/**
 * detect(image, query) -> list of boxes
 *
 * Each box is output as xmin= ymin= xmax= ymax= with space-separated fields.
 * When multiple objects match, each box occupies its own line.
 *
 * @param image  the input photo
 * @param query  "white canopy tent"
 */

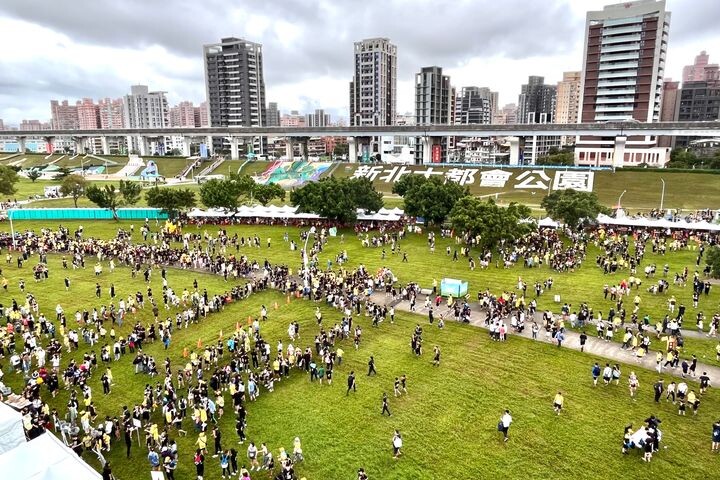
xmin=0 ymin=402 xmax=25 ymax=455
xmin=596 ymin=214 xmax=720 ymax=231
xmin=0 ymin=432 xmax=101 ymax=480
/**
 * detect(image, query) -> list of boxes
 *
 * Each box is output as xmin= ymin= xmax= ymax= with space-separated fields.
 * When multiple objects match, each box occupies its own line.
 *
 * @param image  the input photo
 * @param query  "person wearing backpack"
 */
xmin=194 ymin=449 xmax=205 ymax=480
xmin=220 ymin=449 xmax=231 ymax=478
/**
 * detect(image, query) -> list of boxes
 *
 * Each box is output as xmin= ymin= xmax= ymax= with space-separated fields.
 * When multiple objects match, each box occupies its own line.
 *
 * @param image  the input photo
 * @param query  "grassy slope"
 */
xmin=1 ymin=256 xmax=719 ymax=480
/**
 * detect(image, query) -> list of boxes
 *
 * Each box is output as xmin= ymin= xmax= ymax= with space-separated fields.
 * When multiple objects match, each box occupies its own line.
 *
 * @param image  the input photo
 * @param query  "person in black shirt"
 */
xmin=367 ymin=356 xmax=377 ymax=376
xmin=579 ymin=331 xmax=588 ymax=352
xmin=381 ymin=393 xmax=391 ymax=416
xmin=699 ymin=372 xmax=711 ymax=394
xmin=653 ymin=379 xmax=664 ymax=402
xmin=346 ymin=371 xmax=356 ymax=395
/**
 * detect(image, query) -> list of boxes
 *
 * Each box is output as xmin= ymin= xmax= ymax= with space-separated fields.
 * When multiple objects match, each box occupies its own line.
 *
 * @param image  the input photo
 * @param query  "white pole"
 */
xmin=660 ymin=178 xmax=665 ymax=212
xmin=9 ymin=211 xmax=16 ymax=249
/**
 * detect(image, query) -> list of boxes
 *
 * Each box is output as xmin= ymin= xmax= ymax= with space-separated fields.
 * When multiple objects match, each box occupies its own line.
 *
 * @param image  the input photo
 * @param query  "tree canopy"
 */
xmin=26 ymin=169 xmax=42 ymax=182
xmin=253 ymin=183 xmax=285 ymax=206
xmin=449 ymin=197 xmax=533 ymax=250
xmin=706 ymin=246 xmax=720 ymax=279
xmin=85 ymin=184 xmax=123 ymax=220
xmin=395 ymin=176 xmax=468 ymax=225
xmin=145 ymin=187 xmax=196 ymax=217
xmin=290 ymin=176 xmax=383 ymax=222
xmin=59 ymin=174 xmax=88 ymax=208
xmin=118 ymin=180 xmax=142 ymax=206
xmin=199 ymin=173 xmax=256 ymax=211
xmin=541 ymin=189 xmax=606 ymax=229
xmin=0 ymin=165 xmax=19 ymax=196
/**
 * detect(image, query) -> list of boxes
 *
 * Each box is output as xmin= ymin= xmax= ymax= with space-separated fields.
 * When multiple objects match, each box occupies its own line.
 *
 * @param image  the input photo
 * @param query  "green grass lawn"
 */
xmin=2 ymin=255 xmax=720 ymax=480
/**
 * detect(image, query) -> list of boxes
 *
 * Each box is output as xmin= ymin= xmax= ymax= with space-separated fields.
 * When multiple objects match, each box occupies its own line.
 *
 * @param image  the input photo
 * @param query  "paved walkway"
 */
xmin=368 ymin=292 xmax=720 ymax=387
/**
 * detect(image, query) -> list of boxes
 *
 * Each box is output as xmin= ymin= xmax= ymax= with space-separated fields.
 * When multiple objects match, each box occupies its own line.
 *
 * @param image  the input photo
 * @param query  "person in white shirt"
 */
xmin=499 ymin=410 xmax=513 ymax=442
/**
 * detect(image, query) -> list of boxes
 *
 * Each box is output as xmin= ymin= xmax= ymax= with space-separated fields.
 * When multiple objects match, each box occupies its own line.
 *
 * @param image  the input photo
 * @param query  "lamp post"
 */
xmin=659 ymin=178 xmax=665 ymax=212
xmin=617 ymin=190 xmax=627 ymax=209
xmin=303 ymin=226 xmax=316 ymax=289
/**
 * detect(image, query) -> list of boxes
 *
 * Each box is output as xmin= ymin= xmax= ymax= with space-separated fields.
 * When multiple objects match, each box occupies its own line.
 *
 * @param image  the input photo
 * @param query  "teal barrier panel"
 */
xmin=8 ymin=208 xmax=168 ymax=221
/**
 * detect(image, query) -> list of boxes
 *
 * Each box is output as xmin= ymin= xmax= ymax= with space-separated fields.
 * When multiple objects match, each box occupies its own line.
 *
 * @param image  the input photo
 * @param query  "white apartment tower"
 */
xmin=575 ymin=0 xmax=671 ymax=167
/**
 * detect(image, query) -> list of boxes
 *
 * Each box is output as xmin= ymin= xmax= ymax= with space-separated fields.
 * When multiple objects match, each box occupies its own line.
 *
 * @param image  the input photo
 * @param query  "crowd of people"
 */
xmin=0 ymin=218 xmax=719 ymax=479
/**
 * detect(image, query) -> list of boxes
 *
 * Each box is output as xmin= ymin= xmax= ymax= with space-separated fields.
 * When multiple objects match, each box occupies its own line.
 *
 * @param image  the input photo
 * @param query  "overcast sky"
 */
xmin=0 ymin=0 xmax=717 ymax=125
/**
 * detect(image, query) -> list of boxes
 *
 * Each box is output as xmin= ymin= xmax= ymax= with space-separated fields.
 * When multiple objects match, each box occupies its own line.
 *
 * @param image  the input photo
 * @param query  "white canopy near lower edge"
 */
xmin=0 ymin=432 xmax=101 ymax=480
xmin=0 ymin=402 xmax=24 ymax=455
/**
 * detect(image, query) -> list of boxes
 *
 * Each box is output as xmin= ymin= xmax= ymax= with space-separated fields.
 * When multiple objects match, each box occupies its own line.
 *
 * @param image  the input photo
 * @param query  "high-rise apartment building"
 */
xmin=675 ymin=66 xmax=720 ymax=148
xmin=683 ymin=51 xmax=718 ymax=82
xmin=169 ymin=101 xmax=198 ymax=127
xmin=122 ymin=85 xmax=168 ymax=129
xmin=307 ymin=109 xmax=331 ymax=127
xmin=658 ymin=79 xmax=679 ymax=147
xmin=198 ymin=101 xmax=210 ymax=127
xmin=20 ymin=120 xmax=47 ymax=131
xmin=517 ymin=76 xmax=558 ymax=164
xmin=280 ymin=111 xmax=306 ymax=128
xmin=493 ymin=104 xmax=518 ymax=125
xmin=576 ymin=0 xmax=671 ymax=167
xmin=518 ymin=76 xmax=556 ymax=124
xmin=349 ymin=37 xmax=397 ymax=128
xmin=555 ymin=71 xmax=582 ymax=145
xmin=454 ymin=87 xmax=493 ymax=125
xmin=555 ymin=72 xmax=581 ymax=123
xmin=98 ymin=98 xmax=125 ymax=129
xmin=415 ymin=67 xmax=451 ymax=125
xmin=204 ymin=37 xmax=267 ymax=153
xmin=50 ymin=100 xmax=79 ymax=130
xmin=76 ymin=98 xmax=100 ymax=130
xmin=414 ymin=66 xmax=451 ymax=163
xmin=266 ymin=102 xmax=281 ymax=127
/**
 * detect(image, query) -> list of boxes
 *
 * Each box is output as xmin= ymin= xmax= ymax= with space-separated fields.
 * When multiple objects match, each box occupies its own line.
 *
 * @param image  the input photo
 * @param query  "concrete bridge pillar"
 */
xmin=347 ymin=137 xmax=357 ymax=163
xmin=182 ymin=137 xmax=192 ymax=157
xmin=285 ymin=138 xmax=295 ymax=160
xmin=100 ymin=136 xmax=110 ymax=155
xmin=137 ymin=136 xmax=148 ymax=156
xmin=17 ymin=136 xmax=26 ymax=153
xmin=230 ymin=137 xmax=241 ymax=160
xmin=613 ymin=136 xmax=627 ymax=169
xmin=508 ymin=137 xmax=520 ymax=166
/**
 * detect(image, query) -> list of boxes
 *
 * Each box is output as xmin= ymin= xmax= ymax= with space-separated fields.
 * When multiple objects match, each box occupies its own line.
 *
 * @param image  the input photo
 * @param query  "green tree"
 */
xmin=536 ymin=151 xmax=575 ymax=166
xmin=86 ymin=184 xmax=122 ymax=220
xmin=0 ymin=165 xmax=19 ymax=195
xmin=400 ymin=176 xmax=468 ymax=225
xmin=145 ymin=187 xmax=196 ymax=217
xmin=333 ymin=142 xmax=349 ymax=157
xmin=541 ymin=189 xmax=606 ymax=229
xmin=118 ymin=180 xmax=143 ymax=206
xmin=59 ymin=174 xmax=88 ymax=208
xmin=199 ymin=173 xmax=255 ymax=211
xmin=253 ymin=183 xmax=285 ymax=206
xmin=706 ymin=246 xmax=720 ymax=279
xmin=391 ymin=174 xmax=428 ymax=197
xmin=26 ymin=169 xmax=42 ymax=182
xmin=449 ymin=197 xmax=533 ymax=250
xmin=290 ymin=176 xmax=383 ymax=222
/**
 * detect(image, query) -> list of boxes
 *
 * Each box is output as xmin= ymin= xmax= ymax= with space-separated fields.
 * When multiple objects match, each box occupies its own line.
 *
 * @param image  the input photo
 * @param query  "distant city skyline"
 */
xmin=0 ymin=0 xmax=718 ymax=125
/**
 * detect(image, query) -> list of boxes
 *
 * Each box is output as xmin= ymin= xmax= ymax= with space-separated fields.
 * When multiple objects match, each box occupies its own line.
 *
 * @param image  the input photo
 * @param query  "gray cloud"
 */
xmin=0 ymin=0 xmax=717 ymax=124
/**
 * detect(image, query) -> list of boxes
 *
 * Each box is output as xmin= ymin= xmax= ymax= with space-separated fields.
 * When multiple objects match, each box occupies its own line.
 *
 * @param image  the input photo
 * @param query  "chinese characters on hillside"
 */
xmin=351 ymin=166 xmax=595 ymax=192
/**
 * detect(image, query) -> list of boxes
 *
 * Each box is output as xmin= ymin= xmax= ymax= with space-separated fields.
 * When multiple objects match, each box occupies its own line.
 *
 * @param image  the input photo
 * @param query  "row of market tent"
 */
xmin=187 ymin=205 xmax=405 ymax=222
xmin=184 ymin=205 xmax=720 ymax=232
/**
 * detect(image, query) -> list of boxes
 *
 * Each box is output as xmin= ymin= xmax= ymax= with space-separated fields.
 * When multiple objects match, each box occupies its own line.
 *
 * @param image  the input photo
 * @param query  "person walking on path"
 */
xmin=392 ymin=430 xmax=403 ymax=458
xmin=498 ymin=410 xmax=512 ymax=442
xmin=367 ymin=356 xmax=377 ymax=376
xmin=712 ymin=420 xmax=720 ymax=452
xmin=381 ymin=393 xmax=392 ymax=416
xmin=592 ymin=363 xmax=601 ymax=387
xmin=553 ymin=392 xmax=564 ymax=415
xmin=654 ymin=379 xmax=664 ymax=403
xmin=347 ymin=371 xmax=357 ymax=395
